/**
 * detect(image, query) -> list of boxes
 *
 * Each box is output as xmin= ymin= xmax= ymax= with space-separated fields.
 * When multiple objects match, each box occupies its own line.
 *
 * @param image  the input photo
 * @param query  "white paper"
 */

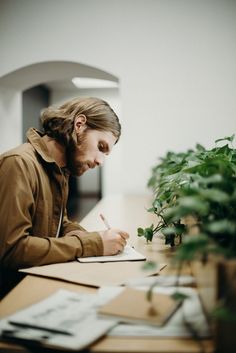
xmin=0 ymin=289 xmax=116 ymax=350
xmin=124 ymin=275 xmax=196 ymax=287
xmin=77 ymin=245 xmax=146 ymax=263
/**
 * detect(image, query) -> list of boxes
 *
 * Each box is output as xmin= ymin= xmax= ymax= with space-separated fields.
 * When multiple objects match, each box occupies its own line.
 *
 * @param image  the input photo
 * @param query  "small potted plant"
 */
xmin=138 ymin=135 xmax=236 ymax=351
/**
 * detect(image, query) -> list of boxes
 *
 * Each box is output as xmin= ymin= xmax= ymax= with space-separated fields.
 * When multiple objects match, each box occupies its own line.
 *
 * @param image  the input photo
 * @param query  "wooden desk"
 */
xmin=0 ymin=195 xmax=214 ymax=353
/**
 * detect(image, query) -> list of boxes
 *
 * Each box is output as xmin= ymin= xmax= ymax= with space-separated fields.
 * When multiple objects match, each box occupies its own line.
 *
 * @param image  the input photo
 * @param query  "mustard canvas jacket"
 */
xmin=0 ymin=128 xmax=103 ymax=270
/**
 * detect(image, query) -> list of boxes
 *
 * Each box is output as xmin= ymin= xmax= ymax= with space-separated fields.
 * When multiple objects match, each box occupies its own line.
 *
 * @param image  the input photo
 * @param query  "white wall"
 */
xmin=0 ymin=87 xmax=22 ymax=153
xmin=0 ymin=0 xmax=235 ymax=194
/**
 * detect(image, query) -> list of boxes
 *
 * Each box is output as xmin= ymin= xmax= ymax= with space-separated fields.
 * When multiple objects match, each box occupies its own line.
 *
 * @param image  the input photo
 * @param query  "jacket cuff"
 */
xmin=78 ymin=232 xmax=104 ymax=257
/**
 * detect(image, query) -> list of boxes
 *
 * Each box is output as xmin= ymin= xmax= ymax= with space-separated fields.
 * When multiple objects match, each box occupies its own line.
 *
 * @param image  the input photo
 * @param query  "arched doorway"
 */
xmin=0 ymin=61 xmax=120 ymax=220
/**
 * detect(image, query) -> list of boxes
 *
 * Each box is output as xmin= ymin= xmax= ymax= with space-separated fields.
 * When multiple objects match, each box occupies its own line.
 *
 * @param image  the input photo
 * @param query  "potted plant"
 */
xmin=137 ymin=135 xmax=236 ymax=351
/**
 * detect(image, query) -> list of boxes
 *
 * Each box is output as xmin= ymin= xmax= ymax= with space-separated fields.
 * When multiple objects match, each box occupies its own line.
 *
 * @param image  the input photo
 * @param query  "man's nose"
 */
xmin=95 ymin=153 xmax=105 ymax=166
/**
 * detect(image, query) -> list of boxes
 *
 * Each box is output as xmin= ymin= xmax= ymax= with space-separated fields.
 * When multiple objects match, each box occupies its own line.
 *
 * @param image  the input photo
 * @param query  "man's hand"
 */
xmin=99 ymin=229 xmax=129 ymax=255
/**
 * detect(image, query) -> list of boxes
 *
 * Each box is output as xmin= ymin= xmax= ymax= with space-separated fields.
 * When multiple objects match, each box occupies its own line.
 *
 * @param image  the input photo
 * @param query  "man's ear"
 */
xmin=74 ymin=114 xmax=87 ymax=133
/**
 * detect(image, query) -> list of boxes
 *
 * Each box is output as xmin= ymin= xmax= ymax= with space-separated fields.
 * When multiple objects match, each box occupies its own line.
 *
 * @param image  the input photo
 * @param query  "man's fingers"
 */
xmin=118 ymin=231 xmax=129 ymax=240
xmin=109 ymin=229 xmax=129 ymax=240
xmin=118 ymin=238 xmax=127 ymax=247
xmin=100 ymin=229 xmax=129 ymax=256
xmin=117 ymin=243 xmax=124 ymax=253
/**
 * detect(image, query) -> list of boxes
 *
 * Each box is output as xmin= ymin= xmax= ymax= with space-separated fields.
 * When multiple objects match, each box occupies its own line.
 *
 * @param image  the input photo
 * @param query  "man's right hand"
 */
xmin=99 ymin=229 xmax=129 ymax=255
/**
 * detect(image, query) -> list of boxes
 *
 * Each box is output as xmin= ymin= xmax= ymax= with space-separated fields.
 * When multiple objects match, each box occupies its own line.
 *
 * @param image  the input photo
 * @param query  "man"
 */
xmin=0 ymin=96 xmax=129 ymax=296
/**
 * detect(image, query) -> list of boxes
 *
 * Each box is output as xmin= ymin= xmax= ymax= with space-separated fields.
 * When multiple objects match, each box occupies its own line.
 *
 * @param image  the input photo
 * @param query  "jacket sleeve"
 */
xmin=61 ymin=212 xmax=104 ymax=257
xmin=0 ymin=156 xmax=103 ymax=269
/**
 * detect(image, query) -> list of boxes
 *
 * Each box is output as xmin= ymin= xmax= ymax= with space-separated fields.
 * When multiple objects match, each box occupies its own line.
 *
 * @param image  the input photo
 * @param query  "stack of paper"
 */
xmin=0 ymin=289 xmax=116 ymax=351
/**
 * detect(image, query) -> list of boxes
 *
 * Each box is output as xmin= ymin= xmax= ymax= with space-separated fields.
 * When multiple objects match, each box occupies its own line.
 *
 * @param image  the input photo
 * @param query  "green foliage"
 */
xmin=211 ymin=303 xmax=236 ymax=323
xmin=138 ymin=135 xmax=236 ymax=260
xmin=142 ymin=261 xmax=157 ymax=271
xmin=137 ymin=225 xmax=154 ymax=242
xmin=171 ymin=291 xmax=189 ymax=302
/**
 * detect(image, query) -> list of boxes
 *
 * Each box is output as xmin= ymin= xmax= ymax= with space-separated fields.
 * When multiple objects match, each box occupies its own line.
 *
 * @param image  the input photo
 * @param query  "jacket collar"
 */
xmin=26 ymin=128 xmax=56 ymax=164
xmin=26 ymin=128 xmax=70 ymax=176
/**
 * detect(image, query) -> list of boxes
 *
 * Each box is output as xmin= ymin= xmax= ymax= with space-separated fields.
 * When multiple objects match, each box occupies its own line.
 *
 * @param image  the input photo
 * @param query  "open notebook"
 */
xmin=77 ymin=245 xmax=146 ymax=263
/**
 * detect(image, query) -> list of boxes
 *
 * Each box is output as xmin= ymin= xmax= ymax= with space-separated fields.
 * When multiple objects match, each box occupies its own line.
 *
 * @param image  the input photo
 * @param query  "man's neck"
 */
xmin=42 ymin=135 xmax=66 ymax=167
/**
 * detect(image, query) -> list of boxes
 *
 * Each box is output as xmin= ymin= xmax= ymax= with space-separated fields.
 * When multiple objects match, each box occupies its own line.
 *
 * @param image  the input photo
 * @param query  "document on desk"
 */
xmin=0 ymin=289 xmax=117 ymax=351
xmin=97 ymin=286 xmax=211 ymax=338
xmin=20 ymin=260 xmax=166 ymax=287
xmin=77 ymin=245 xmax=146 ymax=263
xmin=98 ymin=287 xmax=182 ymax=326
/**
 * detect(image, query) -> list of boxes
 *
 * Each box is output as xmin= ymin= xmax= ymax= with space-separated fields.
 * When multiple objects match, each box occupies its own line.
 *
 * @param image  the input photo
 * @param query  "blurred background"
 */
xmin=0 ymin=0 xmax=235 ymax=220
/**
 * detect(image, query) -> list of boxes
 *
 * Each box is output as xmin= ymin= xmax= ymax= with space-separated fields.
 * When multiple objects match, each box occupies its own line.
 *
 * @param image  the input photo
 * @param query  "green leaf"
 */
xmin=163 ymin=197 xmax=209 ymax=223
xmin=143 ymin=226 xmax=154 ymax=242
xmin=162 ymin=227 xmax=176 ymax=236
xmin=183 ymin=233 xmax=209 ymax=246
xmin=196 ymin=143 xmax=205 ymax=152
xmin=175 ymin=234 xmax=209 ymax=261
xmin=137 ymin=226 xmax=155 ymax=242
xmin=178 ymin=196 xmax=209 ymax=214
xmin=171 ymin=291 xmax=189 ymax=301
xmin=153 ymin=199 xmax=162 ymax=209
xmin=199 ymin=189 xmax=229 ymax=203
xmin=211 ymin=305 xmax=236 ymax=322
xmin=142 ymin=261 xmax=157 ymax=271
xmin=188 ymin=174 xmax=223 ymax=186
xmin=162 ymin=224 xmax=185 ymax=236
xmin=215 ymin=134 xmax=235 ymax=144
xmin=137 ymin=227 xmax=144 ymax=237
xmin=147 ymin=207 xmax=156 ymax=213
xmin=206 ymin=220 xmax=236 ymax=234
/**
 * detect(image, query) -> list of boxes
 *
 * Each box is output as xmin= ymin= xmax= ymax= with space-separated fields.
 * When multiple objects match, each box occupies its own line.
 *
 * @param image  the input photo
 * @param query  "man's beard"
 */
xmin=66 ymin=133 xmax=89 ymax=176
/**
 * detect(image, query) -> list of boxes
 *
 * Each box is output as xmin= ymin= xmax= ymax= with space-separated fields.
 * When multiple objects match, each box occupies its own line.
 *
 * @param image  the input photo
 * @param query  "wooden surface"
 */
xmin=0 ymin=195 xmax=214 ymax=353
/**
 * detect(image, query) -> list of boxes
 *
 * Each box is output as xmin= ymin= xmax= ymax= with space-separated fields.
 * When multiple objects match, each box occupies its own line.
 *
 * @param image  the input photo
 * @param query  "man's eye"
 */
xmin=99 ymin=143 xmax=104 ymax=151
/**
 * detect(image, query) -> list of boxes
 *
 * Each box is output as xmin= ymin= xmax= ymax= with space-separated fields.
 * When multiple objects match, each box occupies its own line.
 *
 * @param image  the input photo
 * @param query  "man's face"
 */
xmin=67 ymin=128 xmax=117 ymax=176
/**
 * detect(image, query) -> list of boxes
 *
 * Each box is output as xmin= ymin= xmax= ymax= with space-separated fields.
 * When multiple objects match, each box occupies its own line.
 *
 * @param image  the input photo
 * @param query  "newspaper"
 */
xmin=0 ymin=289 xmax=117 ymax=350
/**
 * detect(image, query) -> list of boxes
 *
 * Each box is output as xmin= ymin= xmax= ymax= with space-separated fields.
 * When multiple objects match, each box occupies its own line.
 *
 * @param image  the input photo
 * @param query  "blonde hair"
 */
xmin=41 ymin=97 xmax=121 ymax=146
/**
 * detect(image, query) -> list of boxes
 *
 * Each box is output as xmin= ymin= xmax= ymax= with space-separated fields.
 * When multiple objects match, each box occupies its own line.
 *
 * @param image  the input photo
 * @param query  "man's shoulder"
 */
xmin=0 ymin=143 xmax=37 ymax=166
